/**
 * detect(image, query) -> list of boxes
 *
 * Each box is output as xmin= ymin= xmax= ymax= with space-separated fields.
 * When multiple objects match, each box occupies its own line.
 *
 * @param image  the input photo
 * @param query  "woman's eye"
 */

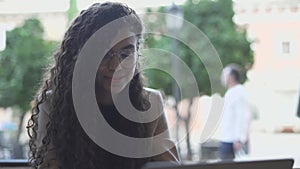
xmin=120 ymin=53 xmax=129 ymax=59
xmin=120 ymin=50 xmax=133 ymax=58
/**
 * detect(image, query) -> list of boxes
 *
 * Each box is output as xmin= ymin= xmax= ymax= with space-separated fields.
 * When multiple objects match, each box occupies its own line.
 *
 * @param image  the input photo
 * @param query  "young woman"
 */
xmin=27 ymin=2 xmax=179 ymax=169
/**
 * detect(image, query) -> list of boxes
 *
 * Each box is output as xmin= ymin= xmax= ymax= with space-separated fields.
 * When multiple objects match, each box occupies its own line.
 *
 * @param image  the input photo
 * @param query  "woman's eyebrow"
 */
xmin=121 ymin=44 xmax=135 ymax=50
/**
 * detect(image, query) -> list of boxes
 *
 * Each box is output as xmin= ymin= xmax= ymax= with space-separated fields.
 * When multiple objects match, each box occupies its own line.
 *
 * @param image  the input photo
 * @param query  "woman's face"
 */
xmin=96 ymin=36 xmax=138 ymax=94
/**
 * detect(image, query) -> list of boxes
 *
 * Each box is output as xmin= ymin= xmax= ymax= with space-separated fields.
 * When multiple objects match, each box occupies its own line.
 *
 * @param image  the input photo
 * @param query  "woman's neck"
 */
xmin=95 ymin=84 xmax=130 ymax=106
xmin=95 ymin=88 xmax=114 ymax=106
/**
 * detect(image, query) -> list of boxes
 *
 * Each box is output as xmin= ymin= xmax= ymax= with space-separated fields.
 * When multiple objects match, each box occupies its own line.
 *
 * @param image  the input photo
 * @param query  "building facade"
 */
xmin=0 ymin=0 xmax=69 ymax=51
xmin=234 ymin=0 xmax=300 ymax=130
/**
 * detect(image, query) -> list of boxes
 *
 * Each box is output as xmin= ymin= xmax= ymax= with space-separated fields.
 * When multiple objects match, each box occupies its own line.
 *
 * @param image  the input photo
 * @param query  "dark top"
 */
xmin=99 ymin=104 xmax=150 ymax=169
xmin=36 ymin=88 xmax=179 ymax=169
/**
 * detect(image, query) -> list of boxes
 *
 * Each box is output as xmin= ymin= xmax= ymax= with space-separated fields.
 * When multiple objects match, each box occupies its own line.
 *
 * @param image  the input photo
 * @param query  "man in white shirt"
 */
xmin=219 ymin=64 xmax=251 ymax=160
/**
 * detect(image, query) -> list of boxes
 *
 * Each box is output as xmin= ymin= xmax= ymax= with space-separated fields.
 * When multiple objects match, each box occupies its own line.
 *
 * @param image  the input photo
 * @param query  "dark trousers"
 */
xmin=219 ymin=142 xmax=235 ymax=160
xmin=219 ymin=141 xmax=249 ymax=161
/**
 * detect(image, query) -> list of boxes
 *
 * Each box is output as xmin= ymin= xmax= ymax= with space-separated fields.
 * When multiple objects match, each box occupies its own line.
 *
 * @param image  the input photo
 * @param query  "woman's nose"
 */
xmin=108 ymin=54 xmax=121 ymax=70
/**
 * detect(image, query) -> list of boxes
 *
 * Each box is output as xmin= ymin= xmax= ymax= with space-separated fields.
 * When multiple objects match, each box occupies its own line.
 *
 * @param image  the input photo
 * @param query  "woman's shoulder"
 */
xmin=143 ymin=87 xmax=165 ymax=108
xmin=37 ymin=90 xmax=53 ymax=101
xmin=37 ymin=90 xmax=53 ymax=115
xmin=144 ymin=87 xmax=164 ymax=101
xmin=144 ymin=87 xmax=161 ymax=94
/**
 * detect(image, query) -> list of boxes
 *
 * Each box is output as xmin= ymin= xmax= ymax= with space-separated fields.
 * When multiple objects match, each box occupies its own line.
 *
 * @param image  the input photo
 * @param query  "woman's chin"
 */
xmin=110 ymin=84 xmax=126 ymax=94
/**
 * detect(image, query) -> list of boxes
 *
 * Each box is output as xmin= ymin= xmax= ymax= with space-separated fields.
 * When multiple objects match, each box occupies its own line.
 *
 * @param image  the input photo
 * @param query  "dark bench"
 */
xmin=0 ymin=159 xmax=30 ymax=169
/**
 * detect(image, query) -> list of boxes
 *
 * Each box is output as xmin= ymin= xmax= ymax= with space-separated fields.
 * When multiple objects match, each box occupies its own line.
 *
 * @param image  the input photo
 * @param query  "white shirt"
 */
xmin=220 ymin=84 xmax=250 ymax=143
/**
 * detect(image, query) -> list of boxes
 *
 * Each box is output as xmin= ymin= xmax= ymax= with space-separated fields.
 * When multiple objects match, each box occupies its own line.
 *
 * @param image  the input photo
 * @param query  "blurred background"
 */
xmin=0 ymin=0 xmax=300 ymax=167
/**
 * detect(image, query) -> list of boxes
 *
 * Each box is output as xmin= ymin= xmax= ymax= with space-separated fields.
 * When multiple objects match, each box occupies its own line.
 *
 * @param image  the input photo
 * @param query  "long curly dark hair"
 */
xmin=27 ymin=2 xmax=151 ymax=169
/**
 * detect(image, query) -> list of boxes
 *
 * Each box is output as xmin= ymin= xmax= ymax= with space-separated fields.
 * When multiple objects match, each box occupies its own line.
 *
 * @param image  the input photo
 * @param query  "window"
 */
xmin=282 ymin=41 xmax=290 ymax=54
xmin=274 ymin=32 xmax=298 ymax=59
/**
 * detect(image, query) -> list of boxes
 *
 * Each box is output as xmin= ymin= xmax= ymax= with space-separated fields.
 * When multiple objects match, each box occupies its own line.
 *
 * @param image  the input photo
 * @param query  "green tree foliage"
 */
xmin=0 ymin=18 xmax=55 ymax=157
xmin=144 ymin=0 xmax=253 ymax=160
xmin=144 ymin=0 xmax=253 ymax=96
xmin=0 ymin=18 xmax=55 ymax=112
xmin=67 ymin=0 xmax=78 ymax=24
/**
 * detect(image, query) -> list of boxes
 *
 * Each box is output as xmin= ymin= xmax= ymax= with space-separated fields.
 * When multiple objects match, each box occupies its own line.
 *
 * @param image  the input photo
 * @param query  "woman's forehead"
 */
xmin=110 ymin=36 xmax=138 ymax=50
xmin=110 ymin=27 xmax=137 ymax=44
